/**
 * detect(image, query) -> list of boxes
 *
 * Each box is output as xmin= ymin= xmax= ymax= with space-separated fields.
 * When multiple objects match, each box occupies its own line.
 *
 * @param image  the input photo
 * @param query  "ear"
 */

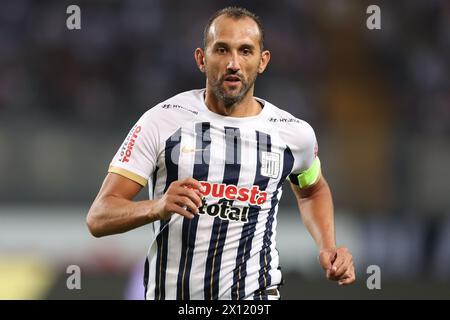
xmin=257 ymin=50 xmax=271 ymax=74
xmin=195 ymin=48 xmax=206 ymax=73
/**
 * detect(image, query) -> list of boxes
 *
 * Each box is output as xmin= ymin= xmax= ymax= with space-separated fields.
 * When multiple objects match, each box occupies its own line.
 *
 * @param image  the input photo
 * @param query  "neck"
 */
xmin=204 ymin=86 xmax=262 ymax=117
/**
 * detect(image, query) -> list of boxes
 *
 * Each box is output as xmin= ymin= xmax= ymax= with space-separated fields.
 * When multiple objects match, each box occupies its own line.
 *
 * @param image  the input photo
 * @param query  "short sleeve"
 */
xmin=109 ymin=110 xmax=159 ymax=186
xmin=287 ymin=121 xmax=321 ymax=188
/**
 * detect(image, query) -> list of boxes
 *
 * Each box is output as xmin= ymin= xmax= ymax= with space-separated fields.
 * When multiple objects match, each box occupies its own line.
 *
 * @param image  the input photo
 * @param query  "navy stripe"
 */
xmin=177 ymin=122 xmax=211 ymax=299
xmin=143 ymin=257 xmax=149 ymax=299
xmin=204 ymin=127 xmax=241 ymax=299
xmin=143 ymin=165 xmax=159 ymax=299
xmin=177 ymin=216 xmax=192 ymax=300
xmin=151 ymin=166 xmax=159 ymax=196
xmin=231 ymin=131 xmax=271 ymax=300
xmin=155 ymin=129 xmax=181 ymax=300
xmin=255 ymin=146 xmax=294 ymax=299
xmin=155 ymin=220 xmax=168 ymax=300
xmin=204 ymin=216 xmax=224 ymax=299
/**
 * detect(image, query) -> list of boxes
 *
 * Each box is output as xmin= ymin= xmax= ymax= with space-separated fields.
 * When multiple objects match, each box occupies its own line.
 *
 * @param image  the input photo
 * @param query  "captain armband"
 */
xmin=288 ymin=157 xmax=321 ymax=188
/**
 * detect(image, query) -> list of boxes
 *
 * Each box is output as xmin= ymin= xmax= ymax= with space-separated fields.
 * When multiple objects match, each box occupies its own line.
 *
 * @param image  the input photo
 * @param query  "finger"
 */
xmin=338 ymin=266 xmax=356 ymax=285
xmin=338 ymin=279 xmax=351 ymax=286
xmin=169 ymin=203 xmax=195 ymax=220
xmin=334 ymin=257 xmax=352 ymax=278
xmin=319 ymin=251 xmax=335 ymax=271
xmin=327 ymin=270 xmax=341 ymax=281
xmin=175 ymin=196 xmax=200 ymax=214
xmin=331 ymin=250 xmax=348 ymax=274
xmin=176 ymin=187 xmax=203 ymax=207
xmin=194 ymin=189 xmax=203 ymax=198
xmin=338 ymin=275 xmax=355 ymax=286
xmin=179 ymin=177 xmax=203 ymax=191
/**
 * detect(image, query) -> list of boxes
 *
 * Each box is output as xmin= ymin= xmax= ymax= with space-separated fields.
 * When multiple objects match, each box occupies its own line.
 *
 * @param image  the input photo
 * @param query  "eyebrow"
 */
xmin=213 ymin=42 xmax=256 ymax=50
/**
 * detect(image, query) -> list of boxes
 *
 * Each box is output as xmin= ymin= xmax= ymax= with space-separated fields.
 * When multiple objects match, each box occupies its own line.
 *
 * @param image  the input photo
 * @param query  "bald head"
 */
xmin=203 ymin=7 xmax=265 ymax=52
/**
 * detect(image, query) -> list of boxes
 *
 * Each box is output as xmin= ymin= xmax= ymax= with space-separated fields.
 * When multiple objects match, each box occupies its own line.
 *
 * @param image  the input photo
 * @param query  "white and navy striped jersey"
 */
xmin=109 ymin=89 xmax=319 ymax=300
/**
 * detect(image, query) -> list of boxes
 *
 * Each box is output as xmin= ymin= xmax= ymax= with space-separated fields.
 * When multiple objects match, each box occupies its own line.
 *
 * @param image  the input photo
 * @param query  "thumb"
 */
xmin=319 ymin=249 xmax=337 ymax=271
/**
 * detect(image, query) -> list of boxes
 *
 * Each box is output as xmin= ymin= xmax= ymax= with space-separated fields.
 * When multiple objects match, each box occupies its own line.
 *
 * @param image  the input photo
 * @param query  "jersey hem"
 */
xmin=108 ymin=165 xmax=148 ymax=186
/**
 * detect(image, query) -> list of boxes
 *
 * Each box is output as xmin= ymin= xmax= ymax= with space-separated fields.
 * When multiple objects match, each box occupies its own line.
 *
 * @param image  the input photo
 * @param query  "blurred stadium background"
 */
xmin=1 ymin=0 xmax=449 ymax=299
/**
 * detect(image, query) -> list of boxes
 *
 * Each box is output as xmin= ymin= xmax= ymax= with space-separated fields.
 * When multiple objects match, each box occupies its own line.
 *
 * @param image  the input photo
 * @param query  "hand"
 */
xmin=319 ymin=246 xmax=355 ymax=286
xmin=153 ymin=177 xmax=204 ymax=220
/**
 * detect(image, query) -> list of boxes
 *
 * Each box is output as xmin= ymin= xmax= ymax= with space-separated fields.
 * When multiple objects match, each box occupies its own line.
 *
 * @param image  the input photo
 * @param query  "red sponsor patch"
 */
xmin=199 ymin=181 xmax=267 ymax=205
xmin=120 ymin=125 xmax=142 ymax=163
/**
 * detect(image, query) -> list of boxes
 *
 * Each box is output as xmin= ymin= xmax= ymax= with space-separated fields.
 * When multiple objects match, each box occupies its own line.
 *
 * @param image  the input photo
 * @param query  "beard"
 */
xmin=207 ymin=70 xmax=258 ymax=108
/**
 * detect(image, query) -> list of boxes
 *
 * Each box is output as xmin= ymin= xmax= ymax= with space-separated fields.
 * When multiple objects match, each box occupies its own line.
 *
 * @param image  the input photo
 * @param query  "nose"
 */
xmin=227 ymin=52 xmax=240 ymax=72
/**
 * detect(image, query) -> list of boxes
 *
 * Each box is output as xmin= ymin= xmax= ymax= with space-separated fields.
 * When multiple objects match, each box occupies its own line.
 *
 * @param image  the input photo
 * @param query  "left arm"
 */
xmin=290 ymin=173 xmax=356 ymax=285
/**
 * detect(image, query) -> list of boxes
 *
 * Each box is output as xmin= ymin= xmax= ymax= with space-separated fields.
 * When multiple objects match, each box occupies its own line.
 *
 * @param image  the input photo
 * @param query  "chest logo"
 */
xmin=261 ymin=151 xmax=280 ymax=179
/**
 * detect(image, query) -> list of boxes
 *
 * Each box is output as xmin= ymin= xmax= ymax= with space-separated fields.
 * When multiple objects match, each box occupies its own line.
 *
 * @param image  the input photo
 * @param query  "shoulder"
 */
xmin=139 ymin=89 xmax=203 ymax=125
xmin=261 ymin=100 xmax=316 ymax=141
xmin=261 ymin=101 xmax=318 ymax=174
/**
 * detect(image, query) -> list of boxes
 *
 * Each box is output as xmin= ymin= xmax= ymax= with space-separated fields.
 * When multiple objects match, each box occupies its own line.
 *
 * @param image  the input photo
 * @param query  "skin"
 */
xmin=86 ymin=14 xmax=355 ymax=287
xmin=195 ymin=15 xmax=270 ymax=117
xmin=291 ymin=174 xmax=355 ymax=285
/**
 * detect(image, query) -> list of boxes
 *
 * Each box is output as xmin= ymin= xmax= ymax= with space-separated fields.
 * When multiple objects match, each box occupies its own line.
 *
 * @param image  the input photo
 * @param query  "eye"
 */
xmin=216 ymin=47 xmax=227 ymax=54
xmin=241 ymin=48 xmax=252 ymax=56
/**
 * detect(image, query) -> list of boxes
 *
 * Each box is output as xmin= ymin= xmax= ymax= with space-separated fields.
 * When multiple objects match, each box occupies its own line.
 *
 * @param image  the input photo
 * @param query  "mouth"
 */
xmin=223 ymin=75 xmax=242 ymax=84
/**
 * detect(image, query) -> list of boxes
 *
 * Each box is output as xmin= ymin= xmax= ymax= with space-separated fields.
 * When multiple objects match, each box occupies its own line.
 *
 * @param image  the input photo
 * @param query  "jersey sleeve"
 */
xmin=109 ymin=109 xmax=160 ymax=186
xmin=287 ymin=121 xmax=321 ymax=188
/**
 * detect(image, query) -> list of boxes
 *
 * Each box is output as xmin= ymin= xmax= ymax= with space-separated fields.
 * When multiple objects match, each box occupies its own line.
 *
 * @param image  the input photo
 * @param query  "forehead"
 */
xmin=207 ymin=15 xmax=261 ymax=48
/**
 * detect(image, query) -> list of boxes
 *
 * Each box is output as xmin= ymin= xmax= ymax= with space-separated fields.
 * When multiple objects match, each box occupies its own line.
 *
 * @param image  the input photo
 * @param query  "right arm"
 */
xmin=86 ymin=173 xmax=203 ymax=237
